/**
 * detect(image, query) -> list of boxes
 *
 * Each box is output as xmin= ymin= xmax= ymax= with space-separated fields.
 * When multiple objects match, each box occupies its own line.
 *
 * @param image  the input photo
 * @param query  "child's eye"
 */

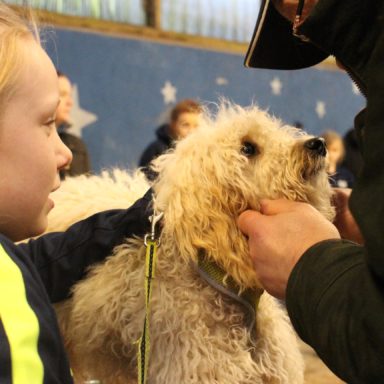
xmin=44 ymin=119 xmax=56 ymax=134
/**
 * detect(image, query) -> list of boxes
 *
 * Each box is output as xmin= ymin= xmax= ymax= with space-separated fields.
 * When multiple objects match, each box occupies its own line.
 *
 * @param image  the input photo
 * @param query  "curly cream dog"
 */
xmin=51 ymin=103 xmax=335 ymax=384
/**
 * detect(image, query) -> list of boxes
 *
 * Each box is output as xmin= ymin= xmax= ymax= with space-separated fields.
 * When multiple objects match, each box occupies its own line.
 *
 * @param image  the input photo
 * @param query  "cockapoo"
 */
xmin=51 ymin=103 xmax=334 ymax=384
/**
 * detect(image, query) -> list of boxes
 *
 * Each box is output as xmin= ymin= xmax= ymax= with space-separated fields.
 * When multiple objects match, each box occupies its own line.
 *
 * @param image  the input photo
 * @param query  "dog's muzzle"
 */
xmin=304 ymin=137 xmax=327 ymax=157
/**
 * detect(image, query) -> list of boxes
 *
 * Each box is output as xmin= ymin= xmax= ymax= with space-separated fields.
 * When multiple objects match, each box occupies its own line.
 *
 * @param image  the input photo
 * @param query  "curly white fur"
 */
xmin=50 ymin=103 xmax=335 ymax=384
xmin=46 ymin=168 xmax=149 ymax=233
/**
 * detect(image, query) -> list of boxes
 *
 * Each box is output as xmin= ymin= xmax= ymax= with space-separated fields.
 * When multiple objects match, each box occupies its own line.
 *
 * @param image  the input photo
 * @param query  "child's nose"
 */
xmin=57 ymin=138 xmax=73 ymax=171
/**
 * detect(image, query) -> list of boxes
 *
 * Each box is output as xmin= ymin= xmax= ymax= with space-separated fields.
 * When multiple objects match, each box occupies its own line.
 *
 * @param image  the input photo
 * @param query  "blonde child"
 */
xmin=0 ymin=3 xmax=150 ymax=382
xmin=320 ymin=130 xmax=354 ymax=188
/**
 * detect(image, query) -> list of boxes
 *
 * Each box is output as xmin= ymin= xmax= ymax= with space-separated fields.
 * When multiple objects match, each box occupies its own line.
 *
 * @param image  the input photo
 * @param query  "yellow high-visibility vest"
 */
xmin=0 ymin=244 xmax=44 ymax=383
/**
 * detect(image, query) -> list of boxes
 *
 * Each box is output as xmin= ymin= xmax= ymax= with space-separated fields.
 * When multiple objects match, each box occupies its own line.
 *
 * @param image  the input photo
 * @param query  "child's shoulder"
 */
xmin=0 ymin=233 xmax=31 ymax=266
xmin=0 ymin=232 xmax=16 ymax=251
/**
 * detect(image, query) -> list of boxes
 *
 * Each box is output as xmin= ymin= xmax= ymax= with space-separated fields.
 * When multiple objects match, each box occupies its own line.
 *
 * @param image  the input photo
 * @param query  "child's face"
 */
xmin=0 ymin=38 xmax=72 ymax=241
xmin=171 ymin=112 xmax=200 ymax=139
xmin=327 ymin=138 xmax=344 ymax=166
xmin=56 ymin=75 xmax=73 ymax=126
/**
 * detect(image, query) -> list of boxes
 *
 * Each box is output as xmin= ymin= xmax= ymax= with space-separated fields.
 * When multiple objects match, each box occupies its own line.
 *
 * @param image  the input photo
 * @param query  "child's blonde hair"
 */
xmin=320 ymin=129 xmax=345 ymax=161
xmin=0 ymin=3 xmax=39 ymax=105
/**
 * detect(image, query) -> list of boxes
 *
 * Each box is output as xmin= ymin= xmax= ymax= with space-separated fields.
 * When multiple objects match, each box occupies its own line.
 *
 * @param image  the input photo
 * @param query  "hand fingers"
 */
xmin=332 ymin=188 xmax=351 ymax=209
xmin=238 ymin=199 xmax=304 ymax=235
xmin=237 ymin=210 xmax=263 ymax=236
xmin=259 ymin=198 xmax=303 ymax=215
xmin=332 ymin=187 xmax=352 ymax=196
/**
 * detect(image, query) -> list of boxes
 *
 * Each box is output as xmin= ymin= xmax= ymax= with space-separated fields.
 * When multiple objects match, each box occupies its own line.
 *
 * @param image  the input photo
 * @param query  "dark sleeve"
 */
xmin=19 ymin=190 xmax=152 ymax=303
xmin=139 ymin=142 xmax=167 ymax=181
xmin=286 ymin=239 xmax=384 ymax=383
xmin=80 ymin=141 xmax=91 ymax=174
xmin=68 ymin=137 xmax=91 ymax=176
xmin=138 ymin=142 xmax=164 ymax=168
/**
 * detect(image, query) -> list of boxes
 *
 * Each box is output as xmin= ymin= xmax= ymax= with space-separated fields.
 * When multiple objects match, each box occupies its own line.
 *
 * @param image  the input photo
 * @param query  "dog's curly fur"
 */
xmin=45 ymin=168 xmax=150 ymax=233
xmin=51 ymin=103 xmax=335 ymax=383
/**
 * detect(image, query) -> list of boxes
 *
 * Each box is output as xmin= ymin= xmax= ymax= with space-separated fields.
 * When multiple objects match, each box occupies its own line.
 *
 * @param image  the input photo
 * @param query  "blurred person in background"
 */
xmin=56 ymin=71 xmax=91 ymax=179
xmin=321 ymin=130 xmax=354 ymax=188
xmin=341 ymin=127 xmax=364 ymax=180
xmin=139 ymin=98 xmax=202 ymax=180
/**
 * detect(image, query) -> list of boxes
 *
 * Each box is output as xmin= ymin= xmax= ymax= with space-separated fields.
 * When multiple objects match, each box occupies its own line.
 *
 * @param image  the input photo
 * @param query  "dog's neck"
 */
xmin=195 ymin=250 xmax=263 ymax=336
xmin=147 ymin=205 xmax=263 ymax=324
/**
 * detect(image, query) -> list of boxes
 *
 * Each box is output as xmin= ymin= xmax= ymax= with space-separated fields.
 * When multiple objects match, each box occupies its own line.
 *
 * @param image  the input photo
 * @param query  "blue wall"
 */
xmin=45 ymin=27 xmax=365 ymax=173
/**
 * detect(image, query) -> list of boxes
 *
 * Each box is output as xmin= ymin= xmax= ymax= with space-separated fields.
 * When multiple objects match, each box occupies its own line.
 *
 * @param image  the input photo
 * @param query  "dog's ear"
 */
xmin=152 ymin=135 xmax=261 ymax=290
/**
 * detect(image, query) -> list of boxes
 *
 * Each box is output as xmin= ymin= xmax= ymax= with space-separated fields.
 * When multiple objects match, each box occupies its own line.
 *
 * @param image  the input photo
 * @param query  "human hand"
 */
xmin=237 ymin=199 xmax=340 ymax=299
xmin=332 ymin=188 xmax=364 ymax=245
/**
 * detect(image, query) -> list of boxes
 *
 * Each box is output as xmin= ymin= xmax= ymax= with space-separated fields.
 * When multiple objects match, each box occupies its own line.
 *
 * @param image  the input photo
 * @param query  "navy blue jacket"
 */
xmin=138 ymin=125 xmax=174 ymax=180
xmin=0 ymin=191 xmax=151 ymax=383
xmin=138 ymin=124 xmax=173 ymax=169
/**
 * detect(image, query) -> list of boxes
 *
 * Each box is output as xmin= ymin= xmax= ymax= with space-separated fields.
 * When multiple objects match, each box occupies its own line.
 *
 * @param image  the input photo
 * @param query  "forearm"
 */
xmin=286 ymin=239 xmax=384 ymax=383
xmin=19 ymin=191 xmax=152 ymax=302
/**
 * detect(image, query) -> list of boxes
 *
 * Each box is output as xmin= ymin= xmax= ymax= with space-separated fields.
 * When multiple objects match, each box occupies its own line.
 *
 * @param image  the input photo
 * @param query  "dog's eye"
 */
xmin=241 ymin=141 xmax=258 ymax=157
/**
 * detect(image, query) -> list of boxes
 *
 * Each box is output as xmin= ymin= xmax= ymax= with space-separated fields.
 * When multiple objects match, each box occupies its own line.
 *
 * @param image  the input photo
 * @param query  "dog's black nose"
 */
xmin=304 ymin=137 xmax=327 ymax=157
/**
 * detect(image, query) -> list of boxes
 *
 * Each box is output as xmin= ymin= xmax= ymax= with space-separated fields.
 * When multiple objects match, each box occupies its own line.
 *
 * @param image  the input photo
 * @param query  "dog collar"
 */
xmin=196 ymin=251 xmax=263 ymax=338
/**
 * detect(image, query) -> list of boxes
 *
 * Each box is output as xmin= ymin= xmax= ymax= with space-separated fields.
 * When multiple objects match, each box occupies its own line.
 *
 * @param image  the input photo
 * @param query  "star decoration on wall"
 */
xmin=161 ymin=81 xmax=177 ymax=104
xmin=270 ymin=77 xmax=282 ymax=95
xmin=315 ymin=101 xmax=326 ymax=119
xmin=68 ymin=84 xmax=98 ymax=137
xmin=216 ymin=77 xmax=229 ymax=86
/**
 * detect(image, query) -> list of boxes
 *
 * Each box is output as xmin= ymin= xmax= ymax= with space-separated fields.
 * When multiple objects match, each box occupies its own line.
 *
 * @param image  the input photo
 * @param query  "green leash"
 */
xmin=136 ymin=214 xmax=262 ymax=383
xmin=137 ymin=211 xmax=163 ymax=384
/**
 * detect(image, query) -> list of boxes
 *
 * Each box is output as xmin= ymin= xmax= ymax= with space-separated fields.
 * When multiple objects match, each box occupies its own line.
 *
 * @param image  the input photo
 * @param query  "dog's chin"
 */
xmin=302 ymin=157 xmax=327 ymax=180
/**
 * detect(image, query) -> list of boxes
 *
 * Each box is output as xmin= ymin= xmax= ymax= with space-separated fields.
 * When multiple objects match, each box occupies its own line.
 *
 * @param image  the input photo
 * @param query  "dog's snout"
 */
xmin=304 ymin=137 xmax=327 ymax=157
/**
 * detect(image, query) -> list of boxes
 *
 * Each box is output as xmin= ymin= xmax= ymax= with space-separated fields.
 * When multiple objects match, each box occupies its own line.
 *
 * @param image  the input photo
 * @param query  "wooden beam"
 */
xmin=10 ymin=5 xmax=339 ymax=70
xmin=142 ymin=0 xmax=161 ymax=29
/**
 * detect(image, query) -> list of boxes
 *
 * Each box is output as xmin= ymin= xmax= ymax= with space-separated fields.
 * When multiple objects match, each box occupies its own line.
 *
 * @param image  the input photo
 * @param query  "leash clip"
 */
xmin=144 ymin=211 xmax=163 ymax=246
